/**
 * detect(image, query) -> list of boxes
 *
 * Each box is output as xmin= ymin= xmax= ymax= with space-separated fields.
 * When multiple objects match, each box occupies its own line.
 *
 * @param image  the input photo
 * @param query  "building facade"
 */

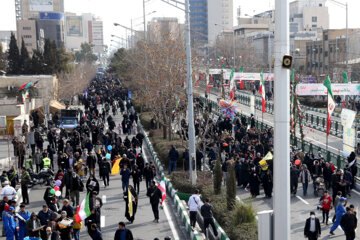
xmin=189 ymin=0 xmax=208 ymax=45
xmin=16 ymin=20 xmax=37 ymax=55
xmin=147 ymin=17 xmax=184 ymax=42
xmin=92 ymin=18 xmax=104 ymax=57
xmin=19 ymin=0 xmax=64 ymax=20
xmin=0 ymin=31 xmax=15 ymax=52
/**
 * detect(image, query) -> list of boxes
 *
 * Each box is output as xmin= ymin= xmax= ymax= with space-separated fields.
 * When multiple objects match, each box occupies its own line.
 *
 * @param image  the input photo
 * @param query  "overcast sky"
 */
xmin=0 ymin=0 xmax=359 ymax=47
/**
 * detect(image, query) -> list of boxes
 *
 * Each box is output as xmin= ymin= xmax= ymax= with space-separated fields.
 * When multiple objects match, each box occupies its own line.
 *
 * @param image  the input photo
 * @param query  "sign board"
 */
xmin=30 ymin=0 xmax=53 ymax=11
xmin=296 ymin=84 xmax=360 ymax=96
xmin=39 ymin=12 xmax=64 ymax=20
xmin=250 ymin=96 xmax=255 ymax=115
xmin=341 ymin=109 xmax=356 ymax=127
xmin=224 ymin=72 xmax=274 ymax=81
xmin=0 ymin=116 xmax=6 ymax=129
xmin=343 ymin=127 xmax=356 ymax=157
xmin=66 ymin=16 xmax=83 ymax=37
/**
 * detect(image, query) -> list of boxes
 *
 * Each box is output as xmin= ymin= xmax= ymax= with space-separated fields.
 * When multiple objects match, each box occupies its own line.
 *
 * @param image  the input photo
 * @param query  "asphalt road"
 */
xmin=0 ymin=107 xmax=188 ymax=240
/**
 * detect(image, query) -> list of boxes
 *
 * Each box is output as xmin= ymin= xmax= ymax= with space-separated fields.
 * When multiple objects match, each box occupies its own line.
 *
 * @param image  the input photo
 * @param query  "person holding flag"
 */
xmin=146 ymin=180 xmax=163 ymax=223
xmin=124 ymin=185 xmax=137 ymax=224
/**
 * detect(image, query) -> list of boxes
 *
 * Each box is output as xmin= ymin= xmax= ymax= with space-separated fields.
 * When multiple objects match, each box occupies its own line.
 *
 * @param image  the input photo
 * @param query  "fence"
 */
xmin=198 ymin=95 xmax=360 ymax=180
xmin=137 ymin=122 xmax=230 ymax=240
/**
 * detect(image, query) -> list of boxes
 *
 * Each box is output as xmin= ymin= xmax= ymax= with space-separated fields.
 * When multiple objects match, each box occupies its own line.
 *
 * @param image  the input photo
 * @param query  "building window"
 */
xmin=312 ymin=24 xmax=317 ymax=28
xmin=325 ymin=51 xmax=328 ymax=57
xmin=25 ymin=43 xmax=32 ymax=47
xmin=23 ymin=27 xmax=31 ymax=30
xmin=312 ymin=17 xmax=317 ymax=22
xmin=320 ymin=48 xmax=322 ymax=53
xmin=324 ymin=35 xmax=328 ymax=40
xmin=330 ymin=47 xmax=333 ymax=53
xmin=23 ymin=35 xmax=32 ymax=39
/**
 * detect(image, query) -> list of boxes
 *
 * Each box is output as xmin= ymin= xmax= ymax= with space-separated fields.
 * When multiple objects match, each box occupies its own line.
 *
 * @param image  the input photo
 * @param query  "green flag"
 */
xmin=342 ymin=71 xmax=348 ymax=84
xmin=290 ymin=69 xmax=295 ymax=81
xmin=323 ymin=76 xmax=334 ymax=100
xmin=239 ymin=66 xmax=244 ymax=73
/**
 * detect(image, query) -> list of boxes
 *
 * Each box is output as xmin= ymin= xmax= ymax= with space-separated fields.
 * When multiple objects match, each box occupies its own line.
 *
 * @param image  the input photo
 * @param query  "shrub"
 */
xmin=139 ymin=112 xmax=153 ymax=130
xmin=213 ymin=159 xmax=222 ymax=195
xmin=170 ymin=171 xmax=212 ymax=194
xmin=226 ymin=163 xmax=236 ymax=210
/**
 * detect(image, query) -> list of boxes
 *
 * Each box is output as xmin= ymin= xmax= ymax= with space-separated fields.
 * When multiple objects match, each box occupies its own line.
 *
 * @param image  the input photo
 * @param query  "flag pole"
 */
xmin=326 ymin=93 xmax=329 ymax=160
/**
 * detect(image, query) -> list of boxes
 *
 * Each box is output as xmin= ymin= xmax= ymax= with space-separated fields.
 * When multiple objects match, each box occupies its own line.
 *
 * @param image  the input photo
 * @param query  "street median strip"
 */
xmin=138 ymin=122 xmax=229 ymax=240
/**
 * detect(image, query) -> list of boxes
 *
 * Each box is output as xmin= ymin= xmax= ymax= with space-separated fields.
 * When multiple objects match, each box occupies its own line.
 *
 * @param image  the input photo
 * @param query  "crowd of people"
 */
xmin=0 ymin=73 xmax=168 ymax=240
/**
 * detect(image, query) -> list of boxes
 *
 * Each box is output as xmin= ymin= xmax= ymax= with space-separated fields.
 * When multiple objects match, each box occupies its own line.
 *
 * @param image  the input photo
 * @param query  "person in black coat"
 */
xmin=340 ymin=207 xmax=357 ymax=240
xmin=262 ymin=169 xmax=273 ymax=198
xmin=143 ymin=163 xmax=154 ymax=190
xmin=146 ymin=181 xmax=162 ymax=223
xmin=90 ymin=223 xmax=103 ymax=240
xmin=131 ymin=165 xmax=142 ymax=194
xmin=114 ymin=222 xmax=133 ymax=240
xmin=123 ymin=186 xmax=138 ymax=223
xmin=100 ymin=159 xmax=111 ymax=187
xmin=304 ymin=211 xmax=321 ymax=240
xmin=249 ymin=168 xmax=260 ymax=198
xmin=86 ymin=175 xmax=100 ymax=194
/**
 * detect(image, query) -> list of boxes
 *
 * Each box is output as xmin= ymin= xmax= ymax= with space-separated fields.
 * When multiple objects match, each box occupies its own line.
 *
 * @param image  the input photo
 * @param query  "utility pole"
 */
xmin=273 ymin=0 xmax=290 ymax=240
xmin=185 ymin=0 xmax=196 ymax=184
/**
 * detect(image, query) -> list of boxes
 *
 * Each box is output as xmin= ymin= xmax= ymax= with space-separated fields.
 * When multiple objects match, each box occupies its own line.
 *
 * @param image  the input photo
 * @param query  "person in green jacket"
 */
xmin=25 ymin=213 xmax=43 ymax=238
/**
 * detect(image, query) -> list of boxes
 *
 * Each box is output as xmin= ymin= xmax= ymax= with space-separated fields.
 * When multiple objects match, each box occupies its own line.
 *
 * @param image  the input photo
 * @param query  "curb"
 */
xmin=138 ymin=122 xmax=229 ymax=240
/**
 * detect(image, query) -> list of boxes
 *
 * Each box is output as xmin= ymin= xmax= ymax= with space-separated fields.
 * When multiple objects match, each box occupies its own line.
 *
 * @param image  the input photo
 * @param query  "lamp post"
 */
xmin=273 ymin=0 xmax=290 ymax=240
xmin=160 ymin=0 xmax=196 ymax=184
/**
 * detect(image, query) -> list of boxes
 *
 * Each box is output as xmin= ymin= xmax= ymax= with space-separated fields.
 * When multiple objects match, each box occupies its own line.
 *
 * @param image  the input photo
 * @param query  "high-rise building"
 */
xmin=189 ymin=0 xmax=233 ymax=47
xmin=16 ymin=20 xmax=37 ymax=55
xmin=19 ymin=0 xmax=64 ymax=20
xmin=0 ymin=31 xmax=15 ymax=52
xmin=92 ymin=18 xmax=104 ymax=56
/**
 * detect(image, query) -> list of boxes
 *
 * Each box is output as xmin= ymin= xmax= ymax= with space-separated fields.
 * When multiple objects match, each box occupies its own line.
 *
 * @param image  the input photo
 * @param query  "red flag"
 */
xmin=240 ymin=80 xmax=244 ymax=89
xmin=157 ymin=179 xmax=166 ymax=205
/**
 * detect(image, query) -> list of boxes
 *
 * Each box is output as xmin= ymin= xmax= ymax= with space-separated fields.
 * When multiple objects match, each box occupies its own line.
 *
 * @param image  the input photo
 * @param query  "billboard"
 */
xmin=39 ymin=12 xmax=64 ymax=20
xmin=66 ymin=16 xmax=83 ymax=37
xmin=30 ymin=0 xmax=54 ymax=12
xmin=296 ymin=84 xmax=360 ymax=96
xmin=343 ymin=127 xmax=356 ymax=157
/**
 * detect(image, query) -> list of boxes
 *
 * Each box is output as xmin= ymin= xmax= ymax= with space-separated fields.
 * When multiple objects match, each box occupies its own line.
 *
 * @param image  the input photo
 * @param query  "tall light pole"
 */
xmin=273 ymin=0 xmax=290 ymax=240
xmin=160 ymin=0 xmax=196 ymax=184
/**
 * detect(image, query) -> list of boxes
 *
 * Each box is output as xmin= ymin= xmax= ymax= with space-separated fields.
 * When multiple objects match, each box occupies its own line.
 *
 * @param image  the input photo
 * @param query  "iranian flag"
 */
xmin=75 ymin=193 xmax=91 ymax=223
xmin=323 ymin=76 xmax=335 ymax=135
xmin=239 ymin=66 xmax=244 ymax=89
xmin=229 ymin=69 xmax=235 ymax=101
xmin=157 ymin=179 xmax=166 ymax=205
xmin=259 ymin=68 xmax=266 ymax=113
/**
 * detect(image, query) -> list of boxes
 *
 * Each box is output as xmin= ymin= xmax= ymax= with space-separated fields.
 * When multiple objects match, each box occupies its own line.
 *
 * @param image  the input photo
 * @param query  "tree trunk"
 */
xmin=168 ymin=119 xmax=172 ymax=141
xmin=162 ymin=124 xmax=167 ymax=139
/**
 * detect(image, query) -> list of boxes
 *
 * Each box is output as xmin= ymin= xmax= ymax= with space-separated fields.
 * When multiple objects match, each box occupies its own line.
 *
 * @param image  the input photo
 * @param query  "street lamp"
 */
xmin=215 ymin=23 xmax=236 ymax=68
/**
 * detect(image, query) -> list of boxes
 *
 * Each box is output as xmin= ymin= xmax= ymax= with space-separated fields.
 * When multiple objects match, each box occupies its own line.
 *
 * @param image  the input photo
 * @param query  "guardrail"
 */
xmin=202 ymin=84 xmax=358 ymax=138
xmin=198 ymin=95 xmax=360 ymax=180
xmin=137 ymin=121 xmax=230 ymax=240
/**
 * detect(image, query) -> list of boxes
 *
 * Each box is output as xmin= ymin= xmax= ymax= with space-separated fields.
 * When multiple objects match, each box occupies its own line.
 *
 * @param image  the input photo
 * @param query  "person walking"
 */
xmin=200 ymin=198 xmax=218 ymax=238
xmin=321 ymin=191 xmax=332 ymax=225
xmin=290 ymin=165 xmax=299 ymax=195
xmin=20 ymin=167 xmax=31 ymax=205
xmin=131 ymin=165 xmax=142 ymax=194
xmin=38 ymin=205 xmax=53 ymax=240
xmin=17 ymin=204 xmax=31 ymax=240
xmin=69 ymin=172 xmax=83 ymax=206
xmin=100 ymin=158 xmax=111 ymax=187
xmin=146 ymin=181 xmax=162 ymax=223
xmin=330 ymin=197 xmax=347 ymax=235
xmin=90 ymin=223 xmax=102 ymax=240
xmin=124 ymin=185 xmax=137 ymax=224
xmin=73 ymin=209 xmax=82 ymax=240
xmin=188 ymin=189 xmax=201 ymax=229
xmin=0 ymin=181 xmax=17 ymax=201
xmin=143 ymin=163 xmax=154 ymax=190
xmin=340 ymin=207 xmax=357 ymax=240
xmin=3 ymin=206 xmax=17 ymax=240
xmin=114 ymin=222 xmax=133 ymax=240
xmin=120 ymin=165 xmax=131 ymax=192
xmin=304 ymin=211 xmax=321 ymax=240
xmin=299 ymin=165 xmax=311 ymax=196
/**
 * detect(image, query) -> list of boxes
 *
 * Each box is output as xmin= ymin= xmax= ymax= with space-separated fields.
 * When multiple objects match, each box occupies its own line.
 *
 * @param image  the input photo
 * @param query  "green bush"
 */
xmin=139 ymin=112 xmax=153 ymax=130
xmin=213 ymin=159 xmax=222 ymax=195
xmin=170 ymin=171 xmax=212 ymax=194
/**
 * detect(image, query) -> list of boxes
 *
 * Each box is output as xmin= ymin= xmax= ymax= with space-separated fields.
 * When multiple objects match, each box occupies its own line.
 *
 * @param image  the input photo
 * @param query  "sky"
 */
xmin=0 ymin=0 xmax=359 ymax=47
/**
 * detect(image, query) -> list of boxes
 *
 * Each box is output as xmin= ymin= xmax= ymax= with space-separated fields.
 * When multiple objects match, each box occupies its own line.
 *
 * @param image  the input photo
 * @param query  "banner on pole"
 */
xmin=343 ymin=126 xmax=356 ymax=157
xmin=341 ymin=109 xmax=356 ymax=128
xmin=296 ymin=84 xmax=360 ymax=96
xmin=250 ymin=95 xmax=255 ymax=115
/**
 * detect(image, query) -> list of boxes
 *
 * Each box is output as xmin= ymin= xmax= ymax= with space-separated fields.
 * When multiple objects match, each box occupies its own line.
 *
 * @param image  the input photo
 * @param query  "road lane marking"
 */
xmin=163 ymin=202 xmax=180 ymax=240
xmin=352 ymin=189 xmax=360 ymax=196
xmin=296 ymin=196 xmax=309 ymax=205
xmin=101 ymin=215 xmax=105 ymax=228
xmin=102 ymin=195 xmax=106 ymax=204
xmin=142 ymin=145 xmax=180 ymax=239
